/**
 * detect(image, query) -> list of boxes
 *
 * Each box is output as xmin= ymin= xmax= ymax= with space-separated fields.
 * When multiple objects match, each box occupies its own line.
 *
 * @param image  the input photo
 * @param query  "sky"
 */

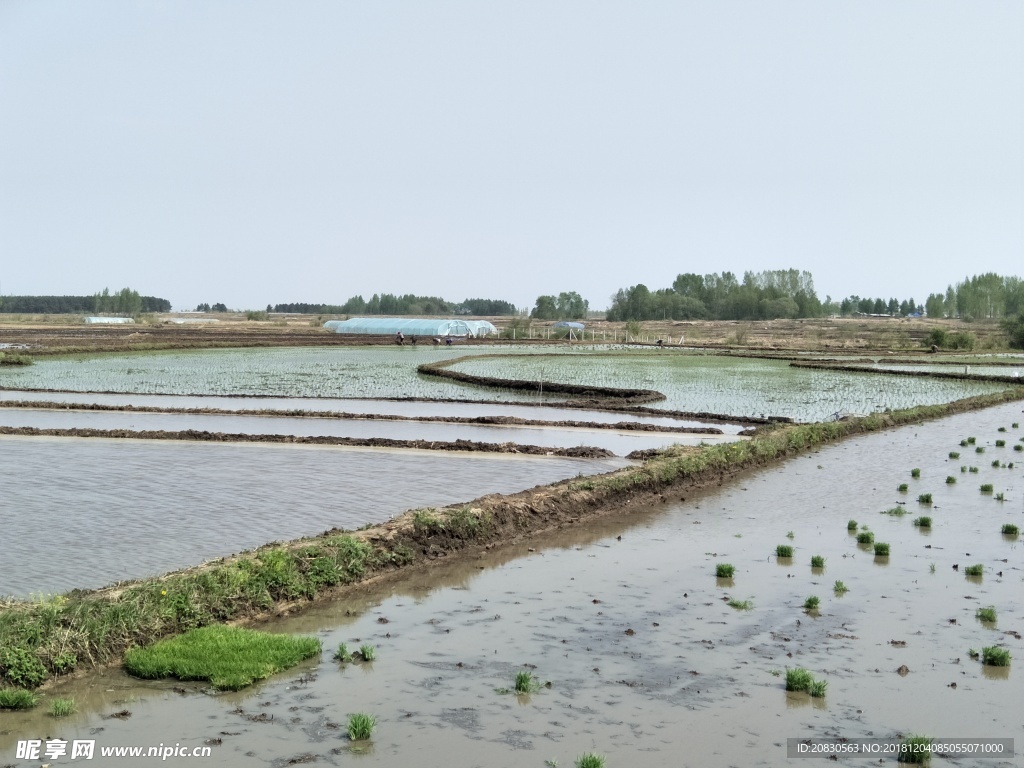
xmin=1 ymin=1 xmax=1021 ymax=313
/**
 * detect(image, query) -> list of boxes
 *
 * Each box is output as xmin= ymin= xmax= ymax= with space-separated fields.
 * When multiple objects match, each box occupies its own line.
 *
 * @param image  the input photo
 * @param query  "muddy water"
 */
xmin=2 ymin=405 xmax=1021 ymax=767
xmin=0 ymin=407 xmax=740 ymax=457
xmin=0 ymin=437 xmax=625 ymax=597
xmin=0 ymin=390 xmax=730 ymax=429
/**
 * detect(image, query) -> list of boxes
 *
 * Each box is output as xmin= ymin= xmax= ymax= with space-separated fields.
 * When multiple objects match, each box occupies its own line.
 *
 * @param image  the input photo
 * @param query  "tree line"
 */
xmin=0 ymin=290 xmax=169 ymax=315
xmin=271 ymin=295 xmax=518 ymax=316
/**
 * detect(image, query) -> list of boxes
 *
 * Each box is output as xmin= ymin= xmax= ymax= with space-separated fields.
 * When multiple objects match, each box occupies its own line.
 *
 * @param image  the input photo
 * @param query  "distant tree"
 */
xmin=196 ymin=303 xmax=211 ymax=312
xmin=1003 ymin=310 xmax=1024 ymax=349
xmin=531 ymin=295 xmax=558 ymax=320
xmin=925 ymin=293 xmax=945 ymax=318
xmin=555 ymin=291 xmax=588 ymax=319
xmin=211 ymin=303 xmax=228 ymax=312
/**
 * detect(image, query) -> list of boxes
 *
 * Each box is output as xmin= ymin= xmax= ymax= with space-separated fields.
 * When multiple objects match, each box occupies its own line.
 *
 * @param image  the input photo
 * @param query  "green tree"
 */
xmin=530 ymin=295 xmax=558 ymax=320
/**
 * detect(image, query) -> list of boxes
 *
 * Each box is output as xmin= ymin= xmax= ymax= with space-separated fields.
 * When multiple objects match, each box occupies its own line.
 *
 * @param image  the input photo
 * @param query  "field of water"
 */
xmin=449 ymin=353 xmax=1010 ymax=420
xmin=3 ymin=403 xmax=1020 ymax=767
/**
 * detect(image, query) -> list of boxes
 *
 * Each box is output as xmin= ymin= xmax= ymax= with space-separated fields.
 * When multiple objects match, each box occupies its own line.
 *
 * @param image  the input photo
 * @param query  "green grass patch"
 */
xmin=808 ymin=679 xmax=827 ymax=698
xmin=969 ymin=465 xmax=979 ymax=472
xmin=727 ymin=598 xmax=753 ymax=610
xmin=959 ymin=439 xmax=968 ymax=446
xmin=873 ymin=542 xmax=890 ymax=557
xmin=0 ymin=647 xmax=47 ymax=689
xmin=1014 ymin=444 xmax=1023 ymax=452
xmin=995 ymin=439 xmax=1006 ymax=447
xmin=967 ymin=436 xmax=976 ymax=444
xmin=995 ymin=492 xmax=1005 ymax=502
xmin=784 ymin=667 xmax=826 ymax=694
xmin=358 ymin=644 xmax=375 ymax=662
xmin=0 ymin=689 xmax=39 ymax=709
xmin=910 ymin=468 xmax=921 ymax=478
xmin=897 ymin=483 xmax=909 ymax=492
xmin=810 ymin=555 xmax=825 ymax=568
xmin=575 ymin=754 xmax=606 ymax=768
xmin=48 ymin=698 xmax=75 ymax=717
xmin=964 ymin=564 xmax=983 ymax=577
xmin=347 ymin=712 xmax=376 ymax=741
xmin=980 ymin=484 xmax=994 ymax=493
xmin=948 ymin=451 xmax=960 ymax=459
xmin=897 ymin=735 xmax=933 ymax=764
xmin=775 ymin=545 xmax=793 ymax=558
xmin=847 ymin=519 xmax=858 ymax=531
xmin=945 ymin=475 xmax=956 ymax=484
xmin=833 ymin=580 xmax=848 ymax=595
xmin=976 ymin=606 xmax=996 ymax=623
xmin=856 ymin=531 xmax=875 ymax=545
xmin=960 ymin=465 xmax=967 ymax=472
xmin=913 ymin=516 xmax=932 ymax=528
xmin=976 ymin=446 xmax=985 ymax=453
xmin=981 ymin=646 xmax=1010 ymax=666
xmin=123 ymin=626 xmax=321 ymax=690
xmin=715 ymin=563 xmax=735 ymax=578
xmin=514 ymin=670 xmax=542 ymax=693
xmin=1002 ymin=523 xmax=1019 ymax=536
xmin=333 ymin=643 xmax=353 ymax=663
xmin=803 ymin=595 xmax=820 ymax=611
xmin=882 ymin=506 xmax=908 ymax=516
xmin=917 ymin=493 xmax=932 ymax=504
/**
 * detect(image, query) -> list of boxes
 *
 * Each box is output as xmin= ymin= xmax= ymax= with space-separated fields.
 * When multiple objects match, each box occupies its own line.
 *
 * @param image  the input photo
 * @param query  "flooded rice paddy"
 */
xmin=3 ymin=403 xmax=1020 ymax=767
xmin=0 ymin=437 xmax=625 ymax=596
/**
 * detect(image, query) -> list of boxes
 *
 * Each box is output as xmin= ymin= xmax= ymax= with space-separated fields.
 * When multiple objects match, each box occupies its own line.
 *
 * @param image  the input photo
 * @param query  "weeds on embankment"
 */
xmin=2 ymin=387 xmax=1022 ymax=689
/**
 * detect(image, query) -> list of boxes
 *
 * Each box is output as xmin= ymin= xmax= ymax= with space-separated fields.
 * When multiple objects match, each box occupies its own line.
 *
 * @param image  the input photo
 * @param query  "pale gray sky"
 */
xmin=1 ymin=1 xmax=1021 ymax=312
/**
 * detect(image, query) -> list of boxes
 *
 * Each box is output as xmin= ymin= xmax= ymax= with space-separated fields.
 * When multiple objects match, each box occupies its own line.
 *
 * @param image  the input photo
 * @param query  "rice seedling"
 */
xmin=975 ymin=446 xmax=985 ymax=453
xmin=347 ymin=712 xmax=376 ymax=740
xmin=929 ymin=562 xmax=936 ymax=573
xmin=333 ymin=643 xmax=353 ymax=663
xmin=803 ymin=595 xmax=820 ymax=611
xmin=968 ymin=648 xmax=979 ymax=659
xmin=882 ymin=506 xmax=908 ymax=516
xmin=358 ymin=644 xmax=376 ymax=662
xmin=948 ymin=451 xmax=960 ymax=459
xmin=785 ymin=667 xmax=814 ymax=692
xmin=913 ymin=516 xmax=932 ymax=528
xmin=917 ymin=493 xmax=932 ymax=504
xmin=981 ymin=646 xmax=1011 ymax=667
xmin=1015 ymin=444 xmax=1023 ymax=452
xmin=775 ymin=545 xmax=793 ymax=558
xmin=976 ymin=606 xmax=996 ymax=623
xmin=910 ymin=468 xmax=921 ymax=478
xmin=960 ymin=465 xmax=967 ymax=473
xmin=123 ymin=626 xmax=322 ymax=690
xmin=980 ymin=484 xmax=993 ymax=493
xmin=0 ymin=689 xmax=39 ymax=710
xmin=727 ymin=598 xmax=753 ymax=610
xmin=808 ymin=679 xmax=827 ymax=698
xmin=811 ymin=555 xmax=825 ymax=568
xmin=575 ymin=754 xmax=606 ymax=768
xmin=967 ymin=436 xmax=976 ymax=444
xmin=959 ymin=439 xmax=968 ymax=446
xmin=856 ymin=531 xmax=875 ymax=545
xmin=897 ymin=483 xmax=909 ymax=492
xmin=514 ymin=670 xmax=541 ymax=693
xmin=833 ymin=580 xmax=848 ymax=594
xmin=994 ymin=492 xmax=1005 ymax=502
xmin=716 ymin=563 xmax=735 ymax=578
xmin=945 ymin=475 xmax=956 ymax=484
xmin=1013 ymin=423 xmax=1020 ymax=428
xmin=995 ymin=439 xmax=1006 ymax=447
xmin=998 ymin=426 xmax=1007 ymax=432
xmin=786 ymin=530 xmax=795 ymax=539
xmin=545 ymin=761 xmax=559 ymax=768
xmin=873 ymin=542 xmax=890 ymax=557
xmin=48 ymin=698 xmax=76 ymax=717
xmin=964 ymin=564 xmax=983 ymax=577
xmin=847 ymin=519 xmax=858 ymax=530
xmin=969 ymin=465 xmax=979 ymax=473
xmin=897 ymin=735 xmax=933 ymax=764
xmin=1001 ymin=523 xmax=1019 ymax=536
xmin=991 ymin=459 xmax=1001 ymax=467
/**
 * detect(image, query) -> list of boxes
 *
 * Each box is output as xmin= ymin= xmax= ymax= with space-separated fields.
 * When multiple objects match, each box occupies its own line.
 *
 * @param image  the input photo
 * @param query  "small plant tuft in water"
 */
xmin=949 ymin=451 xmax=960 ymax=459
xmin=959 ymin=439 xmax=968 ymax=446
xmin=333 ymin=643 xmax=353 ymax=663
xmin=575 ymin=754 xmax=606 ymax=768
xmin=48 ymin=698 xmax=76 ymax=717
xmin=856 ymin=531 xmax=875 ymax=545
xmin=991 ymin=459 xmax=1001 ymax=467
xmin=727 ymin=598 xmax=753 ymax=610
xmin=1015 ymin=444 xmax=1023 ymax=452
xmin=882 ymin=506 xmax=907 ymax=516
xmin=913 ymin=516 xmax=932 ymax=528
xmin=964 ymin=564 xmax=983 ymax=577
xmin=976 ymin=606 xmax=996 ymax=623
xmin=981 ymin=646 xmax=1010 ymax=667
xmin=968 ymin=648 xmax=979 ymax=659
xmin=786 ymin=530 xmax=795 ymax=539
xmin=960 ymin=465 xmax=967 ymax=473
xmin=995 ymin=439 xmax=1006 ymax=447
xmin=969 ymin=465 xmax=979 ymax=473
xmin=994 ymin=492 xmax=1005 ymax=502
xmin=897 ymin=483 xmax=909 ymax=492
xmin=347 ymin=712 xmax=376 ymax=740
xmin=811 ymin=555 xmax=825 ymax=568
xmin=873 ymin=542 xmax=890 ymax=557
xmin=833 ymin=580 xmax=848 ymax=594
xmin=716 ymin=563 xmax=735 ymax=578
xmin=917 ymin=493 xmax=932 ymax=504
xmin=910 ymin=468 xmax=921 ymax=478
xmin=897 ymin=735 xmax=934 ymax=764
xmin=358 ymin=644 xmax=376 ymax=662
xmin=847 ymin=519 xmax=858 ymax=530
xmin=803 ymin=595 xmax=820 ymax=611
xmin=945 ymin=476 xmax=956 ymax=484
xmin=1002 ymin=523 xmax=1019 ymax=536
xmin=808 ymin=679 xmax=828 ymax=698
xmin=980 ymin=484 xmax=993 ymax=493
xmin=0 ymin=689 xmax=39 ymax=710
xmin=929 ymin=562 xmax=936 ymax=573
xmin=785 ymin=667 xmax=814 ymax=692
xmin=775 ymin=545 xmax=793 ymax=558
xmin=1013 ymin=423 xmax=1019 ymax=428
xmin=967 ymin=436 xmax=976 ymax=444
xmin=514 ymin=670 xmax=542 ymax=693
xmin=976 ymin=446 xmax=985 ymax=454
xmin=998 ymin=426 xmax=1007 ymax=432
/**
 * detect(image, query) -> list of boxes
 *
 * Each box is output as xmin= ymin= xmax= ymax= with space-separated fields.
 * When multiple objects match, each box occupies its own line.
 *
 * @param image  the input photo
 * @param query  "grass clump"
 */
xmin=882 ymin=506 xmax=908 ymax=516
xmin=949 ymin=451 xmax=960 ymax=459
xmin=358 ymin=644 xmax=376 ymax=662
xmin=575 ymin=754 xmax=606 ymax=768
xmin=514 ymin=670 xmax=542 ymax=693
xmin=784 ymin=666 xmax=825 ymax=696
xmin=981 ymin=646 xmax=1010 ymax=666
xmin=803 ymin=595 xmax=820 ymax=611
xmin=856 ymin=531 xmax=875 ymax=545
xmin=994 ymin=492 xmax=1005 ymax=502
xmin=917 ymin=493 xmax=932 ymax=504
xmin=945 ymin=475 xmax=956 ymax=484
xmin=1001 ymin=523 xmax=1019 ymax=536
xmin=0 ymin=689 xmax=39 ymax=709
xmin=976 ymin=606 xmax=996 ymax=623
xmin=964 ymin=564 xmax=983 ymax=577
xmin=910 ymin=468 xmax=921 ymax=478
xmin=897 ymin=735 xmax=933 ymax=764
xmin=833 ymin=580 xmax=848 ymax=595
xmin=716 ymin=563 xmax=735 ymax=578
xmin=873 ymin=542 xmax=890 ymax=557
xmin=960 ymin=465 xmax=967 ymax=472
xmin=808 ymin=679 xmax=828 ymax=698
xmin=847 ymin=519 xmax=858 ymax=530
xmin=727 ymin=598 xmax=753 ymax=610
xmin=1014 ymin=444 xmax=1023 ymax=452
xmin=969 ymin=465 xmax=979 ymax=473
xmin=347 ymin=712 xmax=376 ymax=740
xmin=995 ymin=439 xmax=1006 ymax=447
xmin=333 ymin=643 xmax=353 ymax=663
xmin=811 ymin=555 xmax=825 ymax=568
xmin=913 ymin=516 xmax=932 ymax=528
xmin=980 ymin=483 xmax=994 ymax=493
xmin=775 ymin=544 xmax=793 ymax=558
xmin=967 ymin=436 xmax=976 ymax=444
xmin=48 ymin=698 xmax=76 ymax=717
xmin=897 ymin=483 xmax=909 ymax=492
xmin=123 ymin=626 xmax=322 ymax=690
xmin=975 ymin=446 xmax=985 ymax=454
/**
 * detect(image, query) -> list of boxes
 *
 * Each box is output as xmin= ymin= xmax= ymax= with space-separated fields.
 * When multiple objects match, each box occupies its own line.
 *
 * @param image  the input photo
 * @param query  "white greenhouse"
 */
xmin=324 ymin=318 xmax=497 ymax=337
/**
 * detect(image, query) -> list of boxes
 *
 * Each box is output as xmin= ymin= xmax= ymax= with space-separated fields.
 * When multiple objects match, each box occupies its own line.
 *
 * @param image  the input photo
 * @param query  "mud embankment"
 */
xmin=789 ymin=360 xmax=1024 ymax=384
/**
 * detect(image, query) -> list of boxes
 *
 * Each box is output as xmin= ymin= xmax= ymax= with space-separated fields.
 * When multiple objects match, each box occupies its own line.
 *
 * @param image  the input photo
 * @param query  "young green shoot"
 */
xmin=333 ymin=643 xmax=353 ymax=663
xmin=913 ymin=516 xmax=932 ymax=528
xmin=575 ymin=754 xmax=606 ymax=768
xmin=716 ymin=563 xmax=735 ymax=578
xmin=976 ymin=606 xmax=996 ymax=623
xmin=897 ymin=735 xmax=934 ymax=764
xmin=727 ymin=598 xmax=753 ymax=610
xmin=785 ymin=667 xmax=814 ymax=692
xmin=856 ymin=531 xmax=875 ymax=545
xmin=48 ymin=698 xmax=76 ymax=717
xmin=897 ymin=483 xmax=909 ymax=492
xmin=358 ymin=644 xmax=376 ymax=662
xmin=945 ymin=476 xmax=956 ymax=484
xmin=347 ymin=712 xmax=376 ymax=741
xmin=833 ymin=580 xmax=848 ymax=595
xmin=874 ymin=542 xmax=890 ymax=557
xmin=803 ymin=595 xmax=820 ymax=611
xmin=981 ymin=646 xmax=1011 ymax=667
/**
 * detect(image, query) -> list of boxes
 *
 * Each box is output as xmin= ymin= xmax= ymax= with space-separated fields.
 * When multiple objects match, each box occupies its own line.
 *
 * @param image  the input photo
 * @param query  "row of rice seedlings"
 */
xmin=49 ymin=698 xmax=76 ymax=717
xmin=785 ymin=667 xmax=827 ymax=697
